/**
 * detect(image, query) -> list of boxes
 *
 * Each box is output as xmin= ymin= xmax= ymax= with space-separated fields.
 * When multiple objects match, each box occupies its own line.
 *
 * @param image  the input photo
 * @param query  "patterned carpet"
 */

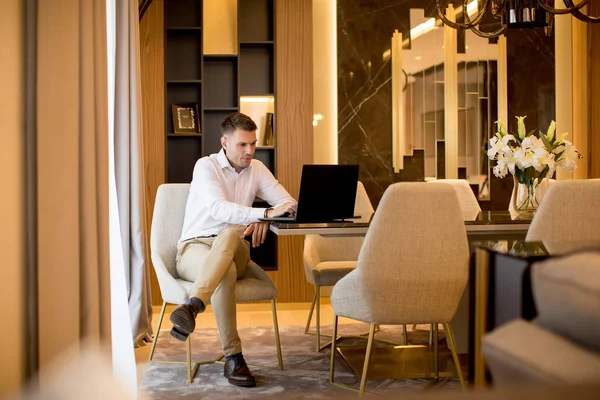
xmin=141 ymin=323 xmax=461 ymax=399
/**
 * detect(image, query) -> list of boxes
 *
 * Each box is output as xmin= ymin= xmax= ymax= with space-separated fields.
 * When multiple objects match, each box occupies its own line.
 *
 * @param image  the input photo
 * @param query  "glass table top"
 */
xmin=273 ymin=210 xmax=530 ymax=229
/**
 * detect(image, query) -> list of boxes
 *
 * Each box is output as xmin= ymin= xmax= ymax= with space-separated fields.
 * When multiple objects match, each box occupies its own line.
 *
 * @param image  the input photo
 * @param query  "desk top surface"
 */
xmin=272 ymin=211 xmax=529 ymax=229
xmin=270 ymin=211 xmax=532 ymax=236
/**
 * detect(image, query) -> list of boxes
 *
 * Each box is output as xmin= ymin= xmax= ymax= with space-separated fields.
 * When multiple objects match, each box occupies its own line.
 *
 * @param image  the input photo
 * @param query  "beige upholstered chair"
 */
xmin=526 ymin=179 xmax=600 ymax=243
xmin=303 ymin=181 xmax=374 ymax=351
xmin=148 ymin=184 xmax=283 ymax=383
xmin=329 ymin=183 xmax=469 ymax=396
xmin=427 ymin=179 xmax=481 ymax=221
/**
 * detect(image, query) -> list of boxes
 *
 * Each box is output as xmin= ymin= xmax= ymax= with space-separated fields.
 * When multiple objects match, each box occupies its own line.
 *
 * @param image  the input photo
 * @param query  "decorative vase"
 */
xmin=510 ymin=175 xmax=545 ymax=217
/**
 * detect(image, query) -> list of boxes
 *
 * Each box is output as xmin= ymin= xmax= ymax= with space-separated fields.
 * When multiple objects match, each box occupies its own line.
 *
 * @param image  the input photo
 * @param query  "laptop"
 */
xmin=259 ymin=164 xmax=360 ymax=223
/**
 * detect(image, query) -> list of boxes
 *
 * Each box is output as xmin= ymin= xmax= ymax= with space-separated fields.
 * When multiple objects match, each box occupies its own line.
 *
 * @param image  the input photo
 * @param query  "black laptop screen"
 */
xmin=295 ymin=164 xmax=359 ymax=222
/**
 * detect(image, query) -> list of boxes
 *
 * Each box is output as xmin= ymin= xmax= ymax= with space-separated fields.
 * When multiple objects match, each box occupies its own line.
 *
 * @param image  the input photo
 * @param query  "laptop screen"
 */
xmin=295 ymin=164 xmax=359 ymax=222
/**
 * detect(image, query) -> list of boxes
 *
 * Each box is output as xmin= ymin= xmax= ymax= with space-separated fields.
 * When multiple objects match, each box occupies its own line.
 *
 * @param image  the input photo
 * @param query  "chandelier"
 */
xmin=436 ymin=0 xmax=599 ymax=39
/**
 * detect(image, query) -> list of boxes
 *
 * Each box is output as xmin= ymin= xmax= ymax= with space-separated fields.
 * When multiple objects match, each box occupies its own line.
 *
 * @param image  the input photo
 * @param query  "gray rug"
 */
xmin=141 ymin=324 xmax=460 ymax=399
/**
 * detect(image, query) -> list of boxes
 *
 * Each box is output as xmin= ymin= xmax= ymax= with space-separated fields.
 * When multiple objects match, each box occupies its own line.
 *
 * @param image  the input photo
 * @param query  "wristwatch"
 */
xmin=264 ymin=207 xmax=273 ymax=218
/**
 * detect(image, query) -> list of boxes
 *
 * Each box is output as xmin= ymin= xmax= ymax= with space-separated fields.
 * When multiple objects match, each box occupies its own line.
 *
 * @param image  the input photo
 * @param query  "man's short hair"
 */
xmin=221 ymin=112 xmax=257 ymax=136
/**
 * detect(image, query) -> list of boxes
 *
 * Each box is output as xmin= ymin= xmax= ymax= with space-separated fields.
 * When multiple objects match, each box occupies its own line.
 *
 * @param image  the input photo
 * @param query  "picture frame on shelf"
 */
xmin=171 ymin=102 xmax=200 ymax=134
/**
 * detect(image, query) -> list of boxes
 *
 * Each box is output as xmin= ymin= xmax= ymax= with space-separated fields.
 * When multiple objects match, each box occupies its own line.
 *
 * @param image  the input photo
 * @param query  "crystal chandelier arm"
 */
xmin=436 ymin=0 xmax=490 ymax=29
xmin=563 ymin=0 xmax=600 ymax=23
xmin=535 ymin=0 xmax=589 ymax=14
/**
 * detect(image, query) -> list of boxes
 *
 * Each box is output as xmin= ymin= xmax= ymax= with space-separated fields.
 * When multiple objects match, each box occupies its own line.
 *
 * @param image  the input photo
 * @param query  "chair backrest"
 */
xmin=526 ymin=179 xmax=600 ymax=244
xmin=427 ymin=179 xmax=481 ymax=221
xmin=304 ymin=181 xmax=374 ymax=263
xmin=355 ymin=182 xmax=469 ymax=324
xmin=150 ymin=183 xmax=191 ymax=279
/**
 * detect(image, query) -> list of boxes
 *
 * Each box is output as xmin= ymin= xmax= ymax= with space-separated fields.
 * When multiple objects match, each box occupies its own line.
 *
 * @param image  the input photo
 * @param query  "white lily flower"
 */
xmin=514 ymin=148 xmax=531 ymax=169
xmin=493 ymin=163 xmax=508 ymax=178
xmin=557 ymin=141 xmax=580 ymax=172
xmin=532 ymin=146 xmax=553 ymax=172
xmin=486 ymin=115 xmax=580 ymax=185
xmin=502 ymin=150 xmax=517 ymax=175
xmin=516 ymin=116 xmax=527 ymax=139
xmin=487 ymin=134 xmax=515 ymax=160
xmin=546 ymin=120 xmax=556 ymax=142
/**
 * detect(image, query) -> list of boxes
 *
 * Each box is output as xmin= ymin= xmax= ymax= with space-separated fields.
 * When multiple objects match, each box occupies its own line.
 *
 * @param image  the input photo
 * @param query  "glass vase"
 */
xmin=511 ymin=175 xmax=542 ymax=217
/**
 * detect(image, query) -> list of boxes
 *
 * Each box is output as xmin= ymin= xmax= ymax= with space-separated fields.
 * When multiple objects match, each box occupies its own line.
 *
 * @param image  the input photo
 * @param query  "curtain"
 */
xmin=113 ymin=0 xmax=153 ymax=347
xmin=36 ymin=0 xmax=111 ymax=370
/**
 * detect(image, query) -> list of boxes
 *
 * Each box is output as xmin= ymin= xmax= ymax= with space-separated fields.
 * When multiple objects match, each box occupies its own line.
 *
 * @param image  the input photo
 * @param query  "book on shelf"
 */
xmin=262 ymin=112 xmax=274 ymax=146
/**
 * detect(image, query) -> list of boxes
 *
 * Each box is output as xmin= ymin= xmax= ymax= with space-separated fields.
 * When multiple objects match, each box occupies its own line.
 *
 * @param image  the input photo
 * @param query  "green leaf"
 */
xmin=539 ymin=166 xmax=549 ymax=181
xmin=515 ymin=168 xmax=526 ymax=184
xmin=525 ymin=167 xmax=534 ymax=184
xmin=527 ymin=129 xmax=536 ymax=137
xmin=539 ymin=130 xmax=554 ymax=152
xmin=554 ymin=149 xmax=565 ymax=162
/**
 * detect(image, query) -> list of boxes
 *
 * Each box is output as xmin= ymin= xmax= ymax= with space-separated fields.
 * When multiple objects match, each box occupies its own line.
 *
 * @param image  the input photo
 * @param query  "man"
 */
xmin=170 ymin=112 xmax=296 ymax=387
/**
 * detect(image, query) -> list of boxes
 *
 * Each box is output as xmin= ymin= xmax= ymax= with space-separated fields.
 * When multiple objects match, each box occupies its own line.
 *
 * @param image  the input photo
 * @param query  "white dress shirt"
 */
xmin=179 ymin=149 xmax=296 ymax=242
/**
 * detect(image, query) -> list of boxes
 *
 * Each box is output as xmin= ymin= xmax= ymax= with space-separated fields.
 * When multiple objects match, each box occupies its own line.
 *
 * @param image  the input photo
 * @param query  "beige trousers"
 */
xmin=176 ymin=228 xmax=250 ymax=356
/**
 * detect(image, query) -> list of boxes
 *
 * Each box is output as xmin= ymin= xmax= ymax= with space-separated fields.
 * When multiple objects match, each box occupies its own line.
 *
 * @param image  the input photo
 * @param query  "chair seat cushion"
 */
xmin=177 ymin=277 xmax=277 ymax=303
xmin=533 ymin=251 xmax=600 ymax=351
xmin=482 ymin=319 xmax=600 ymax=385
xmin=311 ymin=261 xmax=357 ymax=287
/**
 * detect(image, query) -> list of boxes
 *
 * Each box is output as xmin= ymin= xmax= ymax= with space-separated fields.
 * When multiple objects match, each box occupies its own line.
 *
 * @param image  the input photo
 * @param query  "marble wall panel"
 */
xmin=338 ymin=1 xmax=555 ymax=208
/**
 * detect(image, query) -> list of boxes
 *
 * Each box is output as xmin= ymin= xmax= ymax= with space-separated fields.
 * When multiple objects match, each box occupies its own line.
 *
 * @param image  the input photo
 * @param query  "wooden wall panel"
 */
xmin=140 ymin=0 xmax=165 ymax=305
xmin=269 ymin=0 xmax=314 ymax=303
xmin=590 ymin=2 xmax=600 ymax=179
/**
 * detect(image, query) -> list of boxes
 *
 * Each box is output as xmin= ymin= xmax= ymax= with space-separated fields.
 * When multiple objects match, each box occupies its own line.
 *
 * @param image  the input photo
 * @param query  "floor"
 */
xmin=134 ymin=300 xmax=356 ymax=387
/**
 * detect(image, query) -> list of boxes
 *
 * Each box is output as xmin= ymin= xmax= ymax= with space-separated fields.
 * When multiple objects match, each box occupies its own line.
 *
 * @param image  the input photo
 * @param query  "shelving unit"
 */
xmin=164 ymin=0 xmax=277 ymax=270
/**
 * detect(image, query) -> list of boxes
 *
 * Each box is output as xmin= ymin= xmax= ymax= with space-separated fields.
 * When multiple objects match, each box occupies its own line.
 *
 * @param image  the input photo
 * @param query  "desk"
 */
xmin=270 ymin=211 xmax=531 ymax=239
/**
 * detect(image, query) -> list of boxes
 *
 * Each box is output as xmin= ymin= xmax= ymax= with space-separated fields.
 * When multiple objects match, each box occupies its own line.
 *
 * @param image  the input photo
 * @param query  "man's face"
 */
xmin=221 ymin=128 xmax=257 ymax=171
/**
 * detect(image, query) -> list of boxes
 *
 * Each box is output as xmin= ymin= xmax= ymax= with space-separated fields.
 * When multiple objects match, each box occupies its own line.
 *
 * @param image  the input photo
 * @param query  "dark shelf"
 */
xmin=203 ymin=54 xmax=238 ymax=59
xmin=167 ymin=133 xmax=202 ymax=137
xmin=165 ymin=0 xmax=202 ymax=27
xmin=166 ymin=30 xmax=201 ymax=81
xmin=203 ymin=107 xmax=238 ymax=112
xmin=256 ymin=146 xmax=275 ymax=150
xmin=166 ymin=27 xmax=202 ymax=31
xmin=239 ymin=46 xmax=274 ymax=95
xmin=203 ymin=58 xmax=238 ymax=108
xmin=240 ymin=41 xmax=274 ymax=45
xmin=167 ymin=80 xmax=202 ymax=84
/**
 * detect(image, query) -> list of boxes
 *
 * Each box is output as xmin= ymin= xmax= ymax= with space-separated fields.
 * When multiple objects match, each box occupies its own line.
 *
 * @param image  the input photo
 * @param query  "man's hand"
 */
xmin=267 ymin=202 xmax=297 ymax=218
xmin=243 ymin=222 xmax=271 ymax=248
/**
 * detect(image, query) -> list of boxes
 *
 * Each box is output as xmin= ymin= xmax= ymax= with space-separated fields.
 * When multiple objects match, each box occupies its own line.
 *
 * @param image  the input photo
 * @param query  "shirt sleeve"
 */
xmin=191 ymin=159 xmax=265 ymax=225
xmin=255 ymin=162 xmax=297 ymax=208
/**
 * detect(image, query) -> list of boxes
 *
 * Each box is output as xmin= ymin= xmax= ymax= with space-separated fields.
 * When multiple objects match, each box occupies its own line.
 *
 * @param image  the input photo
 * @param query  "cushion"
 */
xmin=482 ymin=319 xmax=600 ymax=385
xmin=312 ymin=261 xmax=357 ymax=287
xmin=532 ymin=251 xmax=600 ymax=351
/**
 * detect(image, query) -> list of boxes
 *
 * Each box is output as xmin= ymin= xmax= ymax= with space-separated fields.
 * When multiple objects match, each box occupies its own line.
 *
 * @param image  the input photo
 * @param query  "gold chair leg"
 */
xmin=271 ymin=300 xmax=284 ymax=370
xmin=304 ymin=289 xmax=317 ymax=334
xmin=148 ymin=301 xmax=167 ymax=362
xmin=329 ymin=314 xmax=339 ymax=384
xmin=429 ymin=323 xmax=434 ymax=346
xmin=358 ymin=324 xmax=377 ymax=399
xmin=315 ymin=286 xmax=321 ymax=352
xmin=434 ymin=323 xmax=439 ymax=381
xmin=402 ymin=324 xmax=408 ymax=345
xmin=186 ymin=335 xmax=192 ymax=383
xmin=445 ymin=322 xmax=466 ymax=389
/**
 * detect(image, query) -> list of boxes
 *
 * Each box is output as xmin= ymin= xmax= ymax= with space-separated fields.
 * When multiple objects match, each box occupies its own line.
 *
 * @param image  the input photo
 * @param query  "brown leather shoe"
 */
xmin=169 ymin=297 xmax=205 ymax=341
xmin=224 ymin=354 xmax=256 ymax=387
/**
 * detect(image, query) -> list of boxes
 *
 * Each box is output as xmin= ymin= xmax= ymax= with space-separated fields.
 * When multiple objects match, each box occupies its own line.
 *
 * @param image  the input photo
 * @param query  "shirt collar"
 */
xmin=217 ymin=148 xmax=252 ymax=173
xmin=217 ymin=149 xmax=231 ymax=170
